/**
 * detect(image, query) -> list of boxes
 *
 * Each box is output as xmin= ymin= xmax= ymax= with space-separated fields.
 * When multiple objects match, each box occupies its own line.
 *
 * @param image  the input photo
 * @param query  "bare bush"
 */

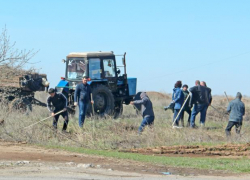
xmin=0 ymin=26 xmax=38 ymax=81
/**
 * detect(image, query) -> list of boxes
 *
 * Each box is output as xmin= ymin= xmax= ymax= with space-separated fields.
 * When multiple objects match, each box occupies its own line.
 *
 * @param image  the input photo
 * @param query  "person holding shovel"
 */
xmin=74 ymin=76 xmax=94 ymax=128
xmin=180 ymin=84 xmax=191 ymax=127
xmin=172 ymin=81 xmax=184 ymax=127
xmin=130 ymin=92 xmax=155 ymax=133
xmin=47 ymin=88 xmax=68 ymax=131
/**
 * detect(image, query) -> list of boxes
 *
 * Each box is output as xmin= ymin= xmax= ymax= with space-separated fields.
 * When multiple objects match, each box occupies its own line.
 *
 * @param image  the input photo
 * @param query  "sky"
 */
xmin=0 ymin=0 xmax=250 ymax=96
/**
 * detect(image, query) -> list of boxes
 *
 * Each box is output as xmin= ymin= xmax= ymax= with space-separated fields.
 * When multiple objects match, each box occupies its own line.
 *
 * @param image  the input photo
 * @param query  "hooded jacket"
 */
xmin=227 ymin=92 xmax=245 ymax=122
xmin=172 ymin=87 xmax=184 ymax=109
xmin=133 ymin=92 xmax=155 ymax=118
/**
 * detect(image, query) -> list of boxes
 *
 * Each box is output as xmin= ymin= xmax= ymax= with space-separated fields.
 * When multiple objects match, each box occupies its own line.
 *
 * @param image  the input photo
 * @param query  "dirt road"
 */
xmin=0 ymin=141 xmax=249 ymax=180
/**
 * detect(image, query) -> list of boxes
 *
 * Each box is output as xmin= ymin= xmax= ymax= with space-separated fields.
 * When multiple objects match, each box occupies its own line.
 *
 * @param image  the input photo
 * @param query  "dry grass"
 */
xmin=1 ymin=91 xmax=250 ymax=150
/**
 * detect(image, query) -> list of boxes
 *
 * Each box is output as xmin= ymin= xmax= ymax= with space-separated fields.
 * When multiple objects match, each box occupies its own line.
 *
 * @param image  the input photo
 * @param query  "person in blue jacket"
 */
xmin=225 ymin=92 xmax=245 ymax=137
xmin=172 ymin=81 xmax=184 ymax=126
xmin=74 ymin=76 xmax=94 ymax=127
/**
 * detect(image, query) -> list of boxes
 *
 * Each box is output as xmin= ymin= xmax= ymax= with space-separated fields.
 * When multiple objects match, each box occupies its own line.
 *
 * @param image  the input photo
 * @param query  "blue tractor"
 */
xmin=56 ymin=51 xmax=137 ymax=118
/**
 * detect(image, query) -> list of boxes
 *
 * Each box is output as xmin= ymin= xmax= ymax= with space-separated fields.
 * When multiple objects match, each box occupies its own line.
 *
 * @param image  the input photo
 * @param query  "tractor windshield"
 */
xmin=67 ymin=58 xmax=86 ymax=79
xmin=88 ymin=58 xmax=101 ymax=79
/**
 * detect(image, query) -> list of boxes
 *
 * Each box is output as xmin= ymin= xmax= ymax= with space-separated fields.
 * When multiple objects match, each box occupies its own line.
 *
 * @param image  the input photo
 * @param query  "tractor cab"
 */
xmin=65 ymin=51 xmax=120 ymax=91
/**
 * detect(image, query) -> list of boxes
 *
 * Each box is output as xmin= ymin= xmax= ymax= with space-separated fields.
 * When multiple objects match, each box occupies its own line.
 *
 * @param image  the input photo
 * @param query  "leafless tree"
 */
xmin=0 ymin=26 xmax=38 ymax=80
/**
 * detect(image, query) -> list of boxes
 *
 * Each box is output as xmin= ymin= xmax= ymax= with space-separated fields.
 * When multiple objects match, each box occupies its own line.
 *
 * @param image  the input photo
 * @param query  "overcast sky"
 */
xmin=1 ymin=0 xmax=249 ymax=96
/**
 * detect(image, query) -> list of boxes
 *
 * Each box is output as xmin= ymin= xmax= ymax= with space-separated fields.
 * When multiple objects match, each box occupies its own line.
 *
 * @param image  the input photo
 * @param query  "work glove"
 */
xmin=74 ymin=102 xmax=78 ymax=106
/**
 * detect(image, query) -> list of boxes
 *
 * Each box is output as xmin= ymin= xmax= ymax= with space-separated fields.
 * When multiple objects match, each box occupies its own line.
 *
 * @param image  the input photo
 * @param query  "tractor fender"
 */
xmin=56 ymin=79 xmax=69 ymax=94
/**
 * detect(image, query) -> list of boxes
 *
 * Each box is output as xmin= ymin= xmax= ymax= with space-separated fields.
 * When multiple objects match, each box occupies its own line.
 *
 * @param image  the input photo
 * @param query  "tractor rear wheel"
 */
xmin=89 ymin=85 xmax=115 ymax=116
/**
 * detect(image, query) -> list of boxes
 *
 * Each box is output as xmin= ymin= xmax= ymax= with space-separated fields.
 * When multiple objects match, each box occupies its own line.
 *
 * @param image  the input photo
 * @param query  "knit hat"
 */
xmin=48 ymin=88 xmax=55 ymax=94
xmin=182 ymin=84 xmax=188 ymax=88
xmin=236 ymin=92 xmax=242 ymax=100
xmin=140 ymin=92 xmax=148 ymax=99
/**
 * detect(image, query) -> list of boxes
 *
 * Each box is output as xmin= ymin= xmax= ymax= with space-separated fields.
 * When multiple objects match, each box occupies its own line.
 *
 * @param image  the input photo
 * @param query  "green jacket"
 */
xmin=182 ymin=90 xmax=191 ymax=110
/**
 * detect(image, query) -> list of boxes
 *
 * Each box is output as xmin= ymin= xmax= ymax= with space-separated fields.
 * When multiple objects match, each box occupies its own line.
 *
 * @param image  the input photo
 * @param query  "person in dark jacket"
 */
xmin=172 ymin=81 xmax=184 ymax=127
xmin=201 ymin=81 xmax=213 ymax=124
xmin=74 ymin=76 xmax=94 ymax=127
xmin=201 ymin=81 xmax=213 ymax=105
xmin=180 ymin=84 xmax=191 ymax=127
xmin=225 ymin=92 xmax=245 ymax=137
xmin=130 ymin=92 xmax=155 ymax=133
xmin=189 ymin=80 xmax=212 ymax=128
xmin=47 ymin=88 xmax=68 ymax=131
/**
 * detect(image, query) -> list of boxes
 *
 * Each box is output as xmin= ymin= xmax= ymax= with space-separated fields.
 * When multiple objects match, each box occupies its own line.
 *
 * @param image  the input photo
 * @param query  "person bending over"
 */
xmin=47 ymin=88 xmax=68 ymax=131
xmin=130 ymin=92 xmax=155 ymax=133
xmin=225 ymin=92 xmax=245 ymax=137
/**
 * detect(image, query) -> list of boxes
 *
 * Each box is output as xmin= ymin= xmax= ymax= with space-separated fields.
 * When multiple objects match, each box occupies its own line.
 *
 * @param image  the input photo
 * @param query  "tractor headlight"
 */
xmin=56 ymin=87 xmax=63 ymax=93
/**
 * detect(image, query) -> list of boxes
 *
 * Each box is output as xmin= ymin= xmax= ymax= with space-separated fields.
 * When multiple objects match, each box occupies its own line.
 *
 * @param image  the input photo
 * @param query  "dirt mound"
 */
xmin=146 ymin=91 xmax=171 ymax=99
xmin=120 ymin=144 xmax=250 ymax=157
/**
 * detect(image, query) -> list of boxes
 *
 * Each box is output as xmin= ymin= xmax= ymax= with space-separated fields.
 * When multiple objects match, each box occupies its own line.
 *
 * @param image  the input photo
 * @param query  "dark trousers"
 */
xmin=180 ymin=109 xmax=191 ymax=127
xmin=225 ymin=121 xmax=242 ymax=136
xmin=53 ymin=111 xmax=69 ymax=131
xmin=79 ymin=101 xmax=89 ymax=127
xmin=173 ymin=109 xmax=182 ymax=126
xmin=190 ymin=104 xmax=208 ymax=127
xmin=139 ymin=116 xmax=154 ymax=133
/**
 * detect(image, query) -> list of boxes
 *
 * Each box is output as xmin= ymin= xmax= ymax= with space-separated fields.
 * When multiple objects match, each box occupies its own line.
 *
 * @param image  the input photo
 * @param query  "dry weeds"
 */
xmin=0 ymin=91 xmax=250 ymax=151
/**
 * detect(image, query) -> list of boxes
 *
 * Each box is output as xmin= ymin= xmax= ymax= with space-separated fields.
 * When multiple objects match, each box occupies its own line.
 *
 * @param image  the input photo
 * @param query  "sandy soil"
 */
xmin=0 ymin=140 xmax=249 ymax=180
